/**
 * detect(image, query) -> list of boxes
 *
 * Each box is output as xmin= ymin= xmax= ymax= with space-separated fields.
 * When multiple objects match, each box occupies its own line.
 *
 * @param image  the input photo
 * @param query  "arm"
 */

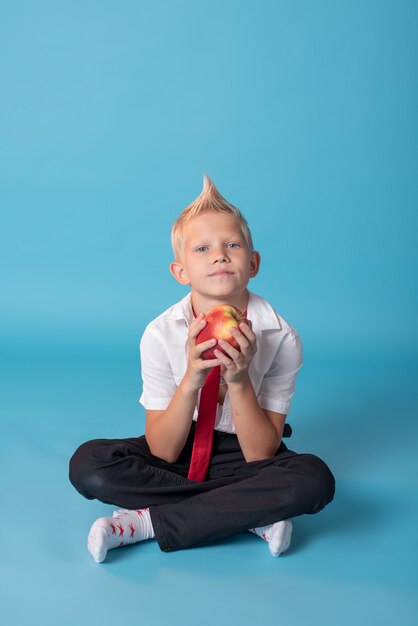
xmin=227 ymin=378 xmax=286 ymax=461
xmin=214 ymin=323 xmax=285 ymax=462
xmin=145 ymin=314 xmax=221 ymax=463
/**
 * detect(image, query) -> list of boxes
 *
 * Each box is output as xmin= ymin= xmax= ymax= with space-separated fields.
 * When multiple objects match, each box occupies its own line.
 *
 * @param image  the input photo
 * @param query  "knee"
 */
xmin=69 ymin=439 xmax=104 ymax=500
xmin=302 ymin=454 xmax=336 ymax=513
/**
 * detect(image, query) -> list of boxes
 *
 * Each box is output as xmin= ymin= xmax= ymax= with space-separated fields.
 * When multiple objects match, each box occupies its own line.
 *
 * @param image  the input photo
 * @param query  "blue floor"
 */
xmin=1 ymin=344 xmax=417 ymax=626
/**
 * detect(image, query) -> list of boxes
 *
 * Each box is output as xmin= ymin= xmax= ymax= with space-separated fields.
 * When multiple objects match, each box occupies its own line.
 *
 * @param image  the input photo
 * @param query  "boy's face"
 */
xmin=170 ymin=212 xmax=260 ymax=304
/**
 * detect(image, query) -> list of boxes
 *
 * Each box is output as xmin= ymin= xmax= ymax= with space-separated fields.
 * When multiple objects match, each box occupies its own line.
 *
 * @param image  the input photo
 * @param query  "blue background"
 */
xmin=1 ymin=1 xmax=417 ymax=625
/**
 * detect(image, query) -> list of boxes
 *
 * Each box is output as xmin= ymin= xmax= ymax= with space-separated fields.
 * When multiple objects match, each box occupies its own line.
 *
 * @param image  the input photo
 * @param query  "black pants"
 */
xmin=69 ymin=423 xmax=335 ymax=552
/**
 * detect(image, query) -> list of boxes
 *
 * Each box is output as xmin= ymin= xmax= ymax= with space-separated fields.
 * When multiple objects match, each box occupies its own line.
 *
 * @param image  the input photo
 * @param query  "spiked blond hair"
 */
xmin=171 ymin=175 xmax=254 ymax=262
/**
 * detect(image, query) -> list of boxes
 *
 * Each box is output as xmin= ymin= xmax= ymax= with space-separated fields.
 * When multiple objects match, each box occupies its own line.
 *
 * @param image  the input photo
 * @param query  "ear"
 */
xmin=249 ymin=251 xmax=261 ymax=278
xmin=169 ymin=260 xmax=190 ymax=285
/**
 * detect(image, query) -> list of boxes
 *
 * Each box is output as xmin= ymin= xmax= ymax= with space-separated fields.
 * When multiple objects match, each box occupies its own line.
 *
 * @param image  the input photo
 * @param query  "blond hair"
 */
xmin=171 ymin=175 xmax=254 ymax=262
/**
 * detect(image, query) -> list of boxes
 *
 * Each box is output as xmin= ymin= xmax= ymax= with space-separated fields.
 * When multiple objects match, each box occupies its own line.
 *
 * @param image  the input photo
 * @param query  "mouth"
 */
xmin=209 ymin=271 xmax=234 ymax=276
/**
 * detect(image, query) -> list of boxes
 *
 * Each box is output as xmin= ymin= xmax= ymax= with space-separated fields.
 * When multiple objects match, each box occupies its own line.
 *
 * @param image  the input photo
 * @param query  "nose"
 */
xmin=211 ymin=247 xmax=230 ymax=263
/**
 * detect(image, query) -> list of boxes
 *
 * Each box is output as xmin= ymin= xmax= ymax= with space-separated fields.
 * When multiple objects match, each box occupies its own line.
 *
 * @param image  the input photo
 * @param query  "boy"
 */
xmin=69 ymin=176 xmax=335 ymax=562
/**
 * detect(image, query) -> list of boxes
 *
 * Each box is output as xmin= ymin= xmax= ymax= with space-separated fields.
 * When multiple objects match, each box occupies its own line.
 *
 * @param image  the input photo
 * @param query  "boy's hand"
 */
xmin=183 ymin=314 xmax=221 ymax=392
xmin=213 ymin=321 xmax=257 ymax=385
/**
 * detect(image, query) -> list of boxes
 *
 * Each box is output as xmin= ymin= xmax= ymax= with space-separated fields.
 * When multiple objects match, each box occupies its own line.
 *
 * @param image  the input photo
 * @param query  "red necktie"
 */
xmin=187 ymin=364 xmax=221 ymax=482
xmin=187 ymin=307 xmax=247 ymax=482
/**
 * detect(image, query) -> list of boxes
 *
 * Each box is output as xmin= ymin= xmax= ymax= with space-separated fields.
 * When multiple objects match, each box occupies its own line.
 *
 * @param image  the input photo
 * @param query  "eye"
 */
xmin=195 ymin=246 xmax=208 ymax=253
xmin=227 ymin=242 xmax=240 ymax=249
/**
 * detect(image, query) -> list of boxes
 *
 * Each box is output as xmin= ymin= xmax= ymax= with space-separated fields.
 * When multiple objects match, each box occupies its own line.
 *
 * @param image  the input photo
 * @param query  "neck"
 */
xmin=191 ymin=289 xmax=250 ymax=315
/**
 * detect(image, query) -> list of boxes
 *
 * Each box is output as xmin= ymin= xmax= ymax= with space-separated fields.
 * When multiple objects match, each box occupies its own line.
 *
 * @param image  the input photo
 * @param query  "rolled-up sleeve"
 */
xmin=257 ymin=333 xmax=303 ymax=415
xmin=139 ymin=326 xmax=177 ymax=410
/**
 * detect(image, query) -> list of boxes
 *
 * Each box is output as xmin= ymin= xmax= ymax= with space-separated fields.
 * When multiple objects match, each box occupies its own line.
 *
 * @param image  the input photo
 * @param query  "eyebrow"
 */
xmin=189 ymin=234 xmax=244 ymax=247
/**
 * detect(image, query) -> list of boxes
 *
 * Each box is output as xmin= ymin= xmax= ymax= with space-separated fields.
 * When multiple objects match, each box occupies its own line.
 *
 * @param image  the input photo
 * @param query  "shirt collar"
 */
xmin=246 ymin=291 xmax=282 ymax=331
xmin=164 ymin=292 xmax=193 ymax=326
xmin=165 ymin=291 xmax=282 ymax=331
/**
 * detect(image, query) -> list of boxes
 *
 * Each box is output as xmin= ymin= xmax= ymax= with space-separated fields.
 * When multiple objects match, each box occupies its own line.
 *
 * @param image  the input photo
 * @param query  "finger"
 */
xmin=188 ymin=323 xmax=208 ymax=347
xmin=217 ymin=339 xmax=240 ymax=360
xmin=213 ymin=348 xmax=232 ymax=367
xmin=194 ymin=338 xmax=217 ymax=357
xmin=236 ymin=324 xmax=257 ymax=355
xmin=238 ymin=321 xmax=256 ymax=341
xmin=188 ymin=314 xmax=207 ymax=339
xmin=229 ymin=327 xmax=250 ymax=351
xmin=196 ymin=357 xmax=222 ymax=369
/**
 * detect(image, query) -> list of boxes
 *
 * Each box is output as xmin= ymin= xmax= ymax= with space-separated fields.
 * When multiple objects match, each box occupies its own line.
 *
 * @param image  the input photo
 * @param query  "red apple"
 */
xmin=196 ymin=304 xmax=249 ymax=360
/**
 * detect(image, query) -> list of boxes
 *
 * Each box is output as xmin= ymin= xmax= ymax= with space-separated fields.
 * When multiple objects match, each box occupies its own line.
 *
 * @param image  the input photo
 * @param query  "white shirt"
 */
xmin=139 ymin=291 xmax=303 ymax=434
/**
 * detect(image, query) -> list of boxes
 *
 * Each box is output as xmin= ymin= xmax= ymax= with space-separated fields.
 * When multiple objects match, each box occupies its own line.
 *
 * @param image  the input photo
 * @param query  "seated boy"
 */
xmin=69 ymin=176 xmax=335 ymax=563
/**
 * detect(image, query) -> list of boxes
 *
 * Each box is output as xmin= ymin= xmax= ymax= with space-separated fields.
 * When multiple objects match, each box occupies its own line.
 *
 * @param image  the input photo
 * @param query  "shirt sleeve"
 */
xmin=139 ymin=325 xmax=177 ymax=410
xmin=257 ymin=333 xmax=303 ymax=415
